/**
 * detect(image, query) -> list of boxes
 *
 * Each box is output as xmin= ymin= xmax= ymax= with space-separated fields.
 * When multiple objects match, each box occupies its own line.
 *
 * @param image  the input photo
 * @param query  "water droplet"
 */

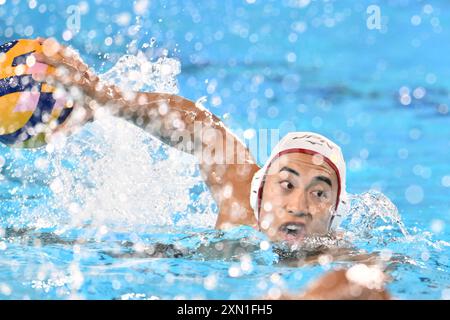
xmin=405 ymin=185 xmax=424 ymax=204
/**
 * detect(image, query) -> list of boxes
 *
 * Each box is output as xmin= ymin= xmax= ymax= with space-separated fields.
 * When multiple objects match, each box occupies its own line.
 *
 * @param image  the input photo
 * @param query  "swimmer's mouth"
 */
xmin=279 ymin=222 xmax=306 ymax=242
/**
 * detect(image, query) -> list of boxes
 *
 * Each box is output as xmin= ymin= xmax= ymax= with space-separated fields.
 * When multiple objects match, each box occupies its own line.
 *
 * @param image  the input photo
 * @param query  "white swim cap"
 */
xmin=249 ymin=132 xmax=348 ymax=231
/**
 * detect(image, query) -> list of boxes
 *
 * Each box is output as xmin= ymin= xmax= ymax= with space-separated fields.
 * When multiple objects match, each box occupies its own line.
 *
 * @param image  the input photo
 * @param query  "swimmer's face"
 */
xmin=258 ymin=152 xmax=339 ymax=246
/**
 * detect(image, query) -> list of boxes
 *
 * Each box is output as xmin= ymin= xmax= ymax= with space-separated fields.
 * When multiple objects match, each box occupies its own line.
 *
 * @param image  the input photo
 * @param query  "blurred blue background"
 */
xmin=0 ymin=0 xmax=449 ymax=299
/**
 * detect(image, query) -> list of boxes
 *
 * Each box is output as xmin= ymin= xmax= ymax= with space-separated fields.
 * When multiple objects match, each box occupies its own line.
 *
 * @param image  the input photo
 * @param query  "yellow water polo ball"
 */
xmin=0 ymin=39 xmax=74 ymax=148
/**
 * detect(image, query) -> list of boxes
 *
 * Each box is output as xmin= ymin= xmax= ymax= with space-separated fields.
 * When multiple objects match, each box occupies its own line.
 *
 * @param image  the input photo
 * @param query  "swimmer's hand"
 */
xmin=32 ymin=37 xmax=120 ymax=108
xmin=265 ymin=267 xmax=390 ymax=300
xmin=31 ymin=37 xmax=127 ymax=136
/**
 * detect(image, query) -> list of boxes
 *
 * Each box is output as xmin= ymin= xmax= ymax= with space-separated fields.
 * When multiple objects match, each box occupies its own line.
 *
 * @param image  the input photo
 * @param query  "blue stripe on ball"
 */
xmin=56 ymin=107 xmax=74 ymax=125
xmin=12 ymin=51 xmax=36 ymax=67
xmin=0 ymin=40 xmax=18 ymax=54
xmin=0 ymin=75 xmax=40 ymax=97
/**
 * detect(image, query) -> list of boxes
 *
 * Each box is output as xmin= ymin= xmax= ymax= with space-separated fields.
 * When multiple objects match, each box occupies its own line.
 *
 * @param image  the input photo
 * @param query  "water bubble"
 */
xmin=360 ymin=149 xmax=369 ymax=159
xmin=36 ymin=3 xmax=48 ymax=13
xmin=28 ymin=0 xmax=37 ymax=9
xmin=413 ymin=87 xmax=426 ymax=99
xmin=264 ymin=88 xmax=274 ymax=99
xmin=270 ymin=273 xmax=282 ymax=284
xmin=24 ymin=25 xmax=34 ymax=37
xmin=114 ymin=12 xmax=131 ymax=26
xmin=288 ymin=33 xmax=298 ymax=43
xmin=348 ymin=158 xmax=362 ymax=171
xmin=442 ymin=289 xmax=450 ymax=300
xmin=430 ymin=17 xmax=440 ymax=28
xmin=240 ymin=255 xmax=253 ymax=272
xmin=411 ymin=15 xmax=421 ymax=26
xmin=398 ymin=148 xmax=409 ymax=159
xmin=413 ymin=165 xmax=431 ymax=179
xmin=346 ymin=264 xmax=384 ymax=290
xmin=318 ymin=254 xmax=332 ymax=267
xmin=249 ymin=33 xmax=259 ymax=43
xmin=62 ymin=30 xmax=73 ymax=41
xmin=430 ymin=219 xmax=445 ymax=234
xmin=421 ymin=250 xmax=430 ymax=261
xmin=211 ymin=95 xmax=222 ymax=107
xmin=288 ymin=0 xmax=310 ymax=8
xmin=286 ymin=52 xmax=297 ymax=63
xmin=423 ymin=4 xmax=433 ymax=14
xmin=409 ymin=128 xmax=422 ymax=140
xmin=223 ymin=184 xmax=233 ymax=199
xmin=400 ymin=94 xmax=411 ymax=106
xmin=405 ymin=185 xmax=424 ymax=204
xmin=98 ymin=225 xmax=108 ymax=236
xmin=104 ymin=37 xmax=113 ymax=46
xmin=243 ymin=129 xmax=255 ymax=140
xmin=260 ymin=241 xmax=270 ymax=251
xmin=228 ymin=265 xmax=241 ymax=277
xmin=134 ymin=0 xmax=149 ymax=15
xmin=257 ymin=281 xmax=268 ymax=290
xmin=267 ymin=106 xmax=279 ymax=118
xmin=34 ymin=157 xmax=49 ymax=170
xmin=312 ymin=154 xmax=324 ymax=166
xmin=0 ymin=283 xmax=12 ymax=296
xmin=204 ymin=274 xmax=218 ymax=290
xmin=399 ymin=86 xmax=410 ymax=95
xmin=442 ymin=176 xmax=450 ymax=187
xmin=425 ymin=73 xmax=436 ymax=84
xmin=267 ymin=287 xmax=281 ymax=299
xmin=50 ymin=178 xmax=64 ymax=194
xmin=437 ymin=104 xmax=448 ymax=115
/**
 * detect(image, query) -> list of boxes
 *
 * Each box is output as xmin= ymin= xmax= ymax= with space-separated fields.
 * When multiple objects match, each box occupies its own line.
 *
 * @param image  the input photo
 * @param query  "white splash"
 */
xmin=46 ymin=115 xmax=216 ymax=230
xmin=11 ymin=50 xmax=216 ymax=231
xmin=99 ymin=51 xmax=181 ymax=94
xmin=343 ymin=190 xmax=409 ymax=238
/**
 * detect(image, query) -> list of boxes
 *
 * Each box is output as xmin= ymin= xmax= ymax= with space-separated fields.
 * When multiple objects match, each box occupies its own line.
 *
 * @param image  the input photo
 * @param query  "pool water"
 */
xmin=0 ymin=0 xmax=449 ymax=299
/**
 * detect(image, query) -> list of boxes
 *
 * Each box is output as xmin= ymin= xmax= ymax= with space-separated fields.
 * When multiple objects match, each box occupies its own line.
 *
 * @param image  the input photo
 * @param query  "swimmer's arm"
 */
xmin=111 ymin=92 xmax=261 ymax=230
xmin=265 ymin=269 xmax=390 ymax=300
xmin=34 ymin=38 xmax=259 ymax=229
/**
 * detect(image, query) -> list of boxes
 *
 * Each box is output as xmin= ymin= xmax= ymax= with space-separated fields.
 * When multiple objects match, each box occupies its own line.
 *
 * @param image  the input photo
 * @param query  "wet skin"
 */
xmin=258 ymin=152 xmax=339 ymax=246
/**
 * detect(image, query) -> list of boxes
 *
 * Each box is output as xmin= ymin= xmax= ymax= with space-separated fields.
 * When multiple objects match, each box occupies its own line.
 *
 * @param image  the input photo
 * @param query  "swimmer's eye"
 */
xmin=311 ymin=190 xmax=329 ymax=201
xmin=280 ymin=180 xmax=295 ymax=191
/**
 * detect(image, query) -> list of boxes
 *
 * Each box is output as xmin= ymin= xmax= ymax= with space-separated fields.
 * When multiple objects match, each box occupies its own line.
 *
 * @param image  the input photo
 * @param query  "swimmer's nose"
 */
xmin=286 ymin=192 xmax=312 ymax=220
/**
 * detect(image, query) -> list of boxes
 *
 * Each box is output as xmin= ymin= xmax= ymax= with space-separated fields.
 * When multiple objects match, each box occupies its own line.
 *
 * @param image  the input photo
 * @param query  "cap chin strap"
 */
xmin=327 ymin=197 xmax=349 ymax=232
xmin=328 ymin=212 xmax=341 ymax=232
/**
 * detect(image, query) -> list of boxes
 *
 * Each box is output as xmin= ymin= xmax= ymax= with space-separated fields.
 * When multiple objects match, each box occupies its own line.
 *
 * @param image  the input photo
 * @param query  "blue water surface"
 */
xmin=0 ymin=0 xmax=449 ymax=299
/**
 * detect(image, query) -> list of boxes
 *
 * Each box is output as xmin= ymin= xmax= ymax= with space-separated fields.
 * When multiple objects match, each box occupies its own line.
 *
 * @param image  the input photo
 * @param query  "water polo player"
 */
xmin=0 ymin=38 xmax=390 ymax=299
xmin=8 ymin=38 xmax=344 ymax=247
